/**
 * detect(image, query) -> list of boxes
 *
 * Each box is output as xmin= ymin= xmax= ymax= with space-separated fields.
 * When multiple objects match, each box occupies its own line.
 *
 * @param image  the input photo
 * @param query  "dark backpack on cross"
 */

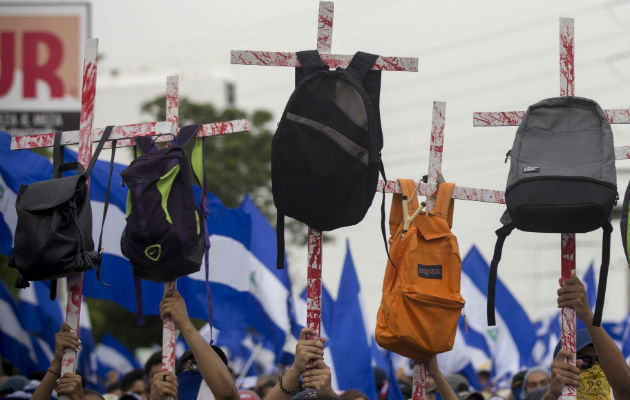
xmin=10 ymin=126 xmax=117 ymax=299
xmin=488 ymin=96 xmax=617 ymax=327
xmin=120 ymin=124 xmax=212 ymax=324
xmin=272 ymin=50 xmax=388 ymax=268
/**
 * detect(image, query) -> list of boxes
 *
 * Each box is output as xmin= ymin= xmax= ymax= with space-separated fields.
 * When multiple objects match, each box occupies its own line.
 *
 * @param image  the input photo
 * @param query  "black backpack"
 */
xmin=120 ymin=124 xmax=211 ymax=324
xmin=488 ymin=97 xmax=618 ymax=327
xmin=10 ymin=126 xmax=117 ymax=299
xmin=272 ymin=50 xmax=387 ymax=268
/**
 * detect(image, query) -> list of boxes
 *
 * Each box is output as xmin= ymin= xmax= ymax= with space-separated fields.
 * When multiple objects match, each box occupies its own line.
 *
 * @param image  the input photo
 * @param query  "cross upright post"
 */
xmin=9 ymin=41 xmax=249 ymax=400
xmin=377 ymin=101 xmax=507 ymax=399
xmin=231 ymin=0 xmax=419 ymax=395
xmin=472 ymin=18 xmax=630 ymax=399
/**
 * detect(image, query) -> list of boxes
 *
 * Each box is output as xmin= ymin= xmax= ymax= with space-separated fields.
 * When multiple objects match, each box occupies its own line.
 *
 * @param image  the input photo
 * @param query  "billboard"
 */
xmin=0 ymin=3 xmax=90 ymax=135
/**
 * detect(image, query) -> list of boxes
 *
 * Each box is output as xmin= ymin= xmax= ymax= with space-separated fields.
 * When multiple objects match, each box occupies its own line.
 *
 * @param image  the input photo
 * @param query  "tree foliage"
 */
xmin=140 ymin=96 xmax=274 ymax=213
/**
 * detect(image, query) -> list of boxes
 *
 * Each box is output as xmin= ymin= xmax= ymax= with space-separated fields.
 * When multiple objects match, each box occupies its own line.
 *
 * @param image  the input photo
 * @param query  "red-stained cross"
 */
xmin=472 ymin=18 xmax=630 ymax=399
xmin=10 ymin=41 xmax=248 ymax=400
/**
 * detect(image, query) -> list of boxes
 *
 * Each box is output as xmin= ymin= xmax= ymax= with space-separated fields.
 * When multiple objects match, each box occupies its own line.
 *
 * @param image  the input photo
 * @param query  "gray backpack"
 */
xmin=488 ymin=97 xmax=617 ymax=327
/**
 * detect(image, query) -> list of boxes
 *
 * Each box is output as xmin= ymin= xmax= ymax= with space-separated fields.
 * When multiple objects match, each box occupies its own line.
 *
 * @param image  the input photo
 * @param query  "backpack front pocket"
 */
xmin=124 ymin=164 xmax=181 ymax=242
xmin=389 ymin=291 xmax=464 ymax=356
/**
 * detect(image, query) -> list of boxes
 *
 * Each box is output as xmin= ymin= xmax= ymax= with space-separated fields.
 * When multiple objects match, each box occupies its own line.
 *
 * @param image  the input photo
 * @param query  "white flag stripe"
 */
xmin=95 ymin=344 xmax=136 ymax=373
xmin=0 ymin=299 xmax=38 ymax=363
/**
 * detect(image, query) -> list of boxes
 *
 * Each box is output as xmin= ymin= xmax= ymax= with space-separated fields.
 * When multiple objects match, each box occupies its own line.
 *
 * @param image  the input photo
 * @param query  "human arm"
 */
xmin=160 ymin=289 xmax=239 ymax=400
xmin=541 ymin=349 xmax=582 ymax=400
xmin=31 ymin=323 xmax=80 ymax=400
xmin=426 ymin=357 xmax=457 ymax=400
xmin=302 ymin=359 xmax=336 ymax=397
xmin=55 ymin=373 xmax=84 ymax=400
xmin=149 ymin=371 xmax=178 ymax=400
xmin=557 ymin=276 xmax=630 ymax=398
xmin=265 ymin=327 xmax=325 ymax=400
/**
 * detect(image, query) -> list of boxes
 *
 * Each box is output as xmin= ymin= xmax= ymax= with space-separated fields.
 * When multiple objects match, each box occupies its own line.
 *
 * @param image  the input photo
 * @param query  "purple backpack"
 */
xmin=120 ymin=124 xmax=211 ymax=324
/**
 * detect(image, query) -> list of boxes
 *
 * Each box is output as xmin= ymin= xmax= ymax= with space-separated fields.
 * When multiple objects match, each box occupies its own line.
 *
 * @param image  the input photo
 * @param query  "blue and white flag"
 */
xmin=384 ymin=350 xmax=404 ymax=400
xmin=437 ymin=320 xmax=484 ymax=391
xmin=577 ymin=262 xmax=596 ymax=330
xmin=95 ymin=334 xmax=141 ymax=377
xmin=458 ymin=246 xmax=536 ymax=386
xmin=18 ymin=281 xmax=64 ymax=353
xmin=75 ymin=298 xmax=104 ymax=392
xmin=0 ymin=278 xmax=39 ymax=376
xmin=0 ymin=131 xmax=295 ymax=360
xmin=621 ymin=315 xmax=630 ymax=361
xmin=328 ymin=241 xmax=377 ymax=400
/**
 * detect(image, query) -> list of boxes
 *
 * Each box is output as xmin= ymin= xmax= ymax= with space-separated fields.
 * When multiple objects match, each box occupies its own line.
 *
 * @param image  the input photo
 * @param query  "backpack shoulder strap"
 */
xmin=487 ymin=223 xmax=514 ymax=326
xmin=296 ymin=50 xmax=328 ymax=75
xmin=53 ymin=131 xmax=64 ymax=178
xmin=389 ymin=179 xmax=418 ymax=229
xmin=174 ymin=124 xmax=202 ymax=148
xmin=593 ymin=222 xmax=613 ymax=326
xmin=85 ymin=125 xmax=114 ymax=177
xmin=346 ymin=52 xmax=379 ymax=80
xmin=430 ymin=182 xmax=455 ymax=227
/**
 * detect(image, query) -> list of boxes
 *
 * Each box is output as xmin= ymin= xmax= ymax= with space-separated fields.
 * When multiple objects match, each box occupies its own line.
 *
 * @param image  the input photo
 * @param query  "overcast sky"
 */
xmin=39 ymin=0 xmax=630 ymax=330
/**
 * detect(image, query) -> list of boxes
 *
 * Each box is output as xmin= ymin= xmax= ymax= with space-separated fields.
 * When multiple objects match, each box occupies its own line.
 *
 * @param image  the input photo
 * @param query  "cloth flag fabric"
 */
xmin=457 ymin=246 xmax=536 ymax=386
xmin=328 ymin=241 xmax=377 ymax=400
xmin=384 ymin=350 xmax=404 ymax=400
xmin=95 ymin=333 xmax=141 ymax=377
xmin=0 ymin=279 xmax=39 ymax=376
xmin=0 ymin=131 xmax=295 ymax=360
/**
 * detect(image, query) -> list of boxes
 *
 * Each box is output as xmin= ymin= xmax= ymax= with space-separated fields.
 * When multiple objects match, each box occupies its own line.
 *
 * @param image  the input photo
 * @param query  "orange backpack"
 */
xmin=375 ymin=179 xmax=465 ymax=361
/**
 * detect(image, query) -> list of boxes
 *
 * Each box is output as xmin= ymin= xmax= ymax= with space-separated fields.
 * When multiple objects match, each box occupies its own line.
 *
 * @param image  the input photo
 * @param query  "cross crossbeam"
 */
xmin=230 ymin=1 xmax=425 ymax=397
xmin=471 ymin=17 xmax=630 ymax=399
xmin=9 ymin=39 xmax=248 ymax=400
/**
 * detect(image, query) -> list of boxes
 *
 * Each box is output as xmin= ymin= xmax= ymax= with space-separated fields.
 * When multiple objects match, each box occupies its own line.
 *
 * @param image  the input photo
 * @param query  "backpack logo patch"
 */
xmin=418 ymin=264 xmax=442 ymax=279
xmin=144 ymin=244 xmax=162 ymax=261
xmin=523 ymin=166 xmax=540 ymax=173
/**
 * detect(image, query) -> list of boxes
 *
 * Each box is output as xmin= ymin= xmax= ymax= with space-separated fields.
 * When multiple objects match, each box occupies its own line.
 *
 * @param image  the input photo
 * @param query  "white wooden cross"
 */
xmin=377 ymin=101 xmax=505 ymax=399
xmin=472 ymin=18 xmax=630 ymax=399
xmin=231 ymin=0 xmax=420 ymax=395
xmin=10 ymin=40 xmax=249 ymax=399
xmin=157 ymin=76 xmax=249 ymax=398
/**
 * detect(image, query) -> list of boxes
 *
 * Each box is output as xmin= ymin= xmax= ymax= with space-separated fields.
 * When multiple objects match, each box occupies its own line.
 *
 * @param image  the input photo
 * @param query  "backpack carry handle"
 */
xmin=346 ymin=52 xmax=379 ymax=80
xmin=174 ymin=124 xmax=203 ymax=148
xmin=296 ymin=50 xmax=329 ymax=74
xmin=135 ymin=135 xmax=156 ymax=156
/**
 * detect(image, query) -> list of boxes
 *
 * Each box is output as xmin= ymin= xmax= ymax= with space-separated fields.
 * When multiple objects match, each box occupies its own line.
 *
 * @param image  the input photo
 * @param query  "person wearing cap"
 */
xmin=510 ymin=370 xmax=527 ymax=399
xmin=541 ymin=275 xmax=630 ymax=399
xmin=158 ymin=288 xmax=239 ymax=400
xmin=520 ymin=366 xmax=550 ymax=400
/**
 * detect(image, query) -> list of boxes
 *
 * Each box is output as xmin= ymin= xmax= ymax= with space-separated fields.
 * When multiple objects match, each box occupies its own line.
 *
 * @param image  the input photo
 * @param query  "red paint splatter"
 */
xmin=559 ymin=18 xmax=575 ymax=97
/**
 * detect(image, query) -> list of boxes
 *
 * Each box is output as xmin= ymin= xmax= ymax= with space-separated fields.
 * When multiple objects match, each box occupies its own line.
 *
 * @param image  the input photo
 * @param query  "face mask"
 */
xmin=524 ymin=385 xmax=550 ymax=400
xmin=577 ymin=364 xmax=610 ymax=400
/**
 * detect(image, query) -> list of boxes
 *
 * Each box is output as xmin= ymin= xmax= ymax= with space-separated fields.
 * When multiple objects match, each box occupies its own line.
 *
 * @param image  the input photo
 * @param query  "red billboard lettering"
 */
xmin=23 ymin=32 xmax=64 ymax=98
xmin=0 ymin=32 xmax=15 ymax=96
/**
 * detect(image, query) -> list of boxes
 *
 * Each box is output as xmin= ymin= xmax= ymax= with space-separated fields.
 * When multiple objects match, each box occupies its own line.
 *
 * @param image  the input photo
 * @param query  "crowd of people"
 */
xmin=0 ymin=276 xmax=628 ymax=399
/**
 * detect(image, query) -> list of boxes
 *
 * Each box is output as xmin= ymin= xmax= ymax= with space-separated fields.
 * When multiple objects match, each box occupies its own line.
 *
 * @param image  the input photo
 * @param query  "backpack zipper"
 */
xmin=286 ymin=112 xmax=369 ymax=166
xmin=504 ymin=150 xmax=512 ymax=163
